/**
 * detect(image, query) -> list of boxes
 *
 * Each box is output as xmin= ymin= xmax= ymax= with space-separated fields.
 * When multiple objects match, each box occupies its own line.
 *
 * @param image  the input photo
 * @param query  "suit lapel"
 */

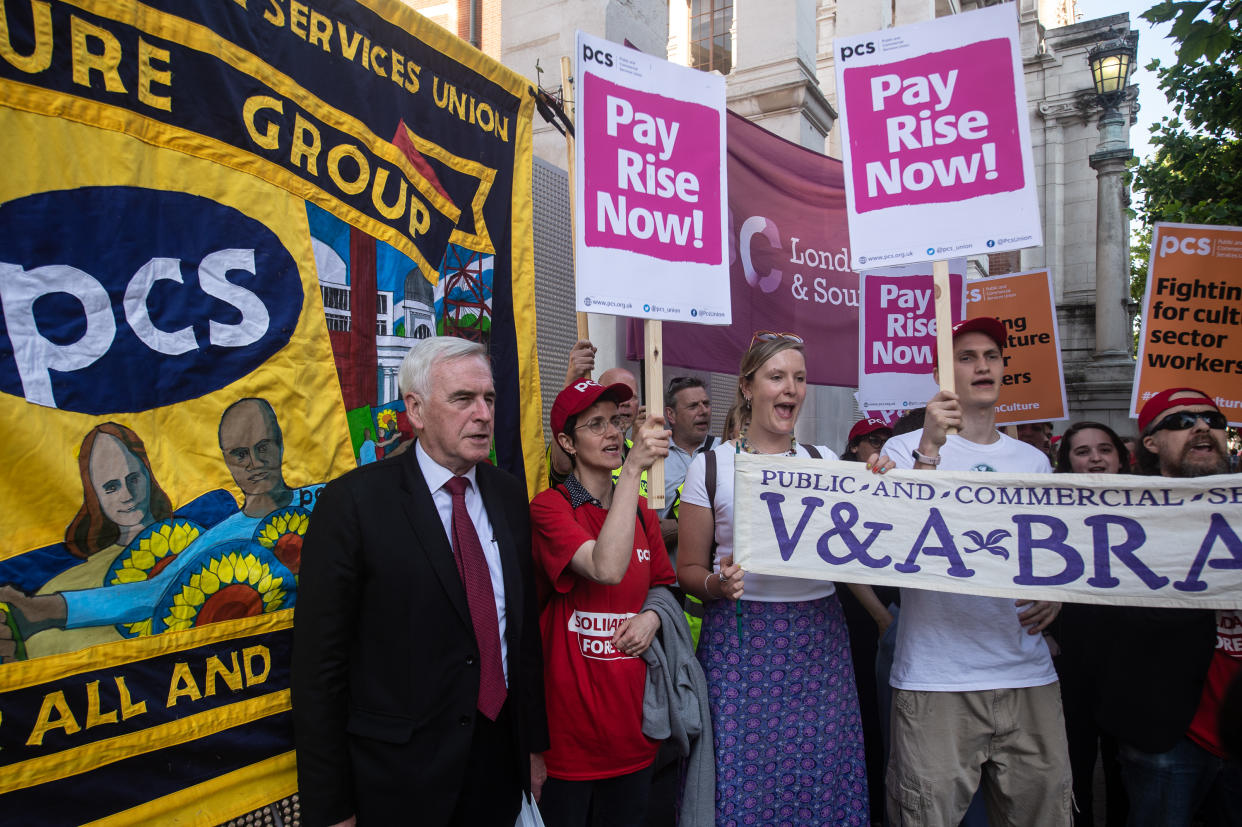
xmin=477 ymin=466 xmax=523 ymax=651
xmin=398 ymin=446 xmax=471 ymax=628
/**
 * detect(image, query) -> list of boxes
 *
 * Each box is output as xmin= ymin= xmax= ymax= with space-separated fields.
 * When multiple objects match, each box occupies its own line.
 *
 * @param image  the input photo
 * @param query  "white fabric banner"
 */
xmin=732 ymin=453 xmax=1242 ymax=609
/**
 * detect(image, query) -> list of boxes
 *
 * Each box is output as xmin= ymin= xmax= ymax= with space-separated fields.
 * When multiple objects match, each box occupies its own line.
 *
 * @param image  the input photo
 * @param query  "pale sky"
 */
xmin=1075 ymin=0 xmax=1177 ymax=165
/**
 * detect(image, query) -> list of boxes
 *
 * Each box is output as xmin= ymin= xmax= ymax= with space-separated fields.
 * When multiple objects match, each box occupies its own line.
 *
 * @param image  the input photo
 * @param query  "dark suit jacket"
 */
xmin=291 ymin=446 xmax=549 ymax=826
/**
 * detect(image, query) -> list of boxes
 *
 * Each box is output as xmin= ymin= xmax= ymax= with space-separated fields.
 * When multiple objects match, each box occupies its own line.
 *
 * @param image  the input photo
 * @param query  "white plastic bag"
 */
xmin=515 ymin=793 xmax=545 ymax=827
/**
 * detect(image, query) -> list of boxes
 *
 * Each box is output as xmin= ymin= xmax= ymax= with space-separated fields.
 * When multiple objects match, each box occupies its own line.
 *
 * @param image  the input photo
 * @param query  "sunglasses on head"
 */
xmin=750 ymin=330 xmax=805 ymax=348
xmin=1150 ymin=410 xmax=1227 ymax=433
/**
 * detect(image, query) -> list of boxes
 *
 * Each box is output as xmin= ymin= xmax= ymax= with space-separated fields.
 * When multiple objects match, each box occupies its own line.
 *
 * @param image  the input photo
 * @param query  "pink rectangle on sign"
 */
xmin=843 ymin=39 xmax=1024 ymax=213
xmin=582 ymin=74 xmax=722 ymax=264
xmin=863 ymin=274 xmax=964 ymax=373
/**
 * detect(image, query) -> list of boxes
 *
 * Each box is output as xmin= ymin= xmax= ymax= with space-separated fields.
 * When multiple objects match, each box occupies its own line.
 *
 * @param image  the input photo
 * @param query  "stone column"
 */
xmin=1088 ymin=104 xmax=1133 ymax=360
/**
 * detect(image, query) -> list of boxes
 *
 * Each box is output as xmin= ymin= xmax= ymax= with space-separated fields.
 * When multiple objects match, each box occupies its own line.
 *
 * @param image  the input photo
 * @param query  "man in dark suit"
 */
xmin=292 ymin=336 xmax=549 ymax=826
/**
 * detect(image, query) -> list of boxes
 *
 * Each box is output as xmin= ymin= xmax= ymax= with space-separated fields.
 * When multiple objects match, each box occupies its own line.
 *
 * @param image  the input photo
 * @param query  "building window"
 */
xmin=376 ymin=293 xmax=389 ymax=315
xmin=376 ymin=318 xmax=388 ymax=336
xmin=322 ymin=285 xmax=350 ymax=312
xmin=689 ymin=0 xmax=732 ymax=74
xmin=325 ymin=313 xmax=350 ymax=332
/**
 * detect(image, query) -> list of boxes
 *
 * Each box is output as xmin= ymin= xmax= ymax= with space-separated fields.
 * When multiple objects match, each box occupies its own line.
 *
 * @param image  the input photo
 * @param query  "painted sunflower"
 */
xmin=255 ymin=507 xmax=311 ymax=575
xmin=156 ymin=543 xmax=292 ymax=633
xmin=107 ymin=518 xmax=203 ymax=638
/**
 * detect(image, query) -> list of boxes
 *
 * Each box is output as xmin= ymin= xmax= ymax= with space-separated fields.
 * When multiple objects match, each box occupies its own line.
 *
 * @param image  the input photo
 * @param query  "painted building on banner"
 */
xmin=400 ymin=0 xmax=1139 ymax=444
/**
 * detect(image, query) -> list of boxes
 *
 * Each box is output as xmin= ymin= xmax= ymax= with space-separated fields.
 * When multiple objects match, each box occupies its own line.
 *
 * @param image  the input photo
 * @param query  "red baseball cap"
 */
xmin=952 ymin=317 xmax=1008 ymax=350
xmin=848 ymin=418 xmax=891 ymax=443
xmin=551 ymin=379 xmax=634 ymax=435
xmin=1138 ymin=387 xmax=1218 ymax=433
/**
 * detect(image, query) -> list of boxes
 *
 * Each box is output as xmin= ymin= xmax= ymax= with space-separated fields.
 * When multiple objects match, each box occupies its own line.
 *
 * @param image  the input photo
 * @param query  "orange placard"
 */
xmin=1133 ymin=223 xmax=1242 ymax=424
xmin=965 ymin=268 xmax=1067 ymax=425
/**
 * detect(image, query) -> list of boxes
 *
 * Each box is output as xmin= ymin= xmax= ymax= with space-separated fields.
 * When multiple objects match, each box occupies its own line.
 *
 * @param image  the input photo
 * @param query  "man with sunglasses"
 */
xmin=1094 ymin=387 xmax=1238 ymax=826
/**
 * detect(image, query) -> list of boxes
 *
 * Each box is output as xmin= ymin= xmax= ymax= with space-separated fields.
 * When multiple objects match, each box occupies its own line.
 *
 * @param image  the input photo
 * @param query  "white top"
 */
xmin=416 ymin=440 xmax=509 ymax=683
xmin=681 ymin=441 xmax=838 ymax=602
xmin=882 ymin=429 xmax=1057 ymax=691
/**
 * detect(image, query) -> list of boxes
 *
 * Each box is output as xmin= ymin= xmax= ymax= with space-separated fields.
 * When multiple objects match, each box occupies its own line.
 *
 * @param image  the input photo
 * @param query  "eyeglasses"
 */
xmin=1149 ymin=410 xmax=1227 ymax=433
xmin=861 ymin=433 xmax=889 ymax=449
xmin=749 ymin=330 xmax=805 ymax=348
xmin=576 ymin=415 xmax=625 ymax=435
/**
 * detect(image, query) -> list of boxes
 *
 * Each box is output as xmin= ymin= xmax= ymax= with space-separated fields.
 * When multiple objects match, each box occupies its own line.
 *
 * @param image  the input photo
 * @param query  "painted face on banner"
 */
xmin=89 ymin=433 xmax=154 ymax=531
xmin=841 ymin=38 xmax=1025 ymax=213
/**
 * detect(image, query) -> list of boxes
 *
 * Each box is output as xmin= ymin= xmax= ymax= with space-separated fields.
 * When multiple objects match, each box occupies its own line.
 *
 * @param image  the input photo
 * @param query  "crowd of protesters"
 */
xmin=287 ymin=320 xmax=1241 ymax=827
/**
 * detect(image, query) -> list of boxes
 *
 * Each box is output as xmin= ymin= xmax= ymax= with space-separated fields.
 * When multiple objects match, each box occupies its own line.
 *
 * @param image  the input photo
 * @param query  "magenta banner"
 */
xmin=628 ymin=112 xmax=859 ymax=386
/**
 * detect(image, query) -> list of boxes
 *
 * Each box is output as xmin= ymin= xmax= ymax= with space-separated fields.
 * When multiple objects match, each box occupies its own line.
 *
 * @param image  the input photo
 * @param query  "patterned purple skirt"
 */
xmin=696 ymin=593 xmax=869 ymax=826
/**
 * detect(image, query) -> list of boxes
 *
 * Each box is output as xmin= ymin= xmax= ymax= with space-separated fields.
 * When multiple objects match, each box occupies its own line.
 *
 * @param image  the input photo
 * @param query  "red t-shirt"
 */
xmin=530 ymin=487 xmax=676 ymax=780
xmin=1188 ymin=610 xmax=1242 ymax=757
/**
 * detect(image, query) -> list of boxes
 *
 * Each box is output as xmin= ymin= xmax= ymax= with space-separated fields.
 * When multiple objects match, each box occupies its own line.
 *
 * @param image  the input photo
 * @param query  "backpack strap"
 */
xmin=805 ymin=444 xmax=822 ymax=459
xmin=705 ymin=450 xmax=717 ymax=512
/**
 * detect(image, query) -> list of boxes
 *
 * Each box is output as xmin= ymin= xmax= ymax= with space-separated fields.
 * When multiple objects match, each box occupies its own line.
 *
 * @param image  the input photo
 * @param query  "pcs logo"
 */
xmin=0 ymin=187 xmax=302 ymax=415
xmin=840 ymin=42 xmax=876 ymax=61
xmin=1159 ymin=235 xmax=1212 ymax=257
xmin=583 ymin=44 xmax=614 ymax=68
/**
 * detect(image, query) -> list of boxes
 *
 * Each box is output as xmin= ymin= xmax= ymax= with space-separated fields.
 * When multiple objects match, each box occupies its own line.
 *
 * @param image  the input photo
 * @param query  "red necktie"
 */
xmin=444 ymin=476 xmax=507 ymax=720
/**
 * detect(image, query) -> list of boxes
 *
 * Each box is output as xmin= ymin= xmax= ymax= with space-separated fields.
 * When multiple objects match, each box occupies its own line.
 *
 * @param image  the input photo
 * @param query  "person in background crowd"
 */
xmin=530 ymin=379 xmax=675 ymax=827
xmin=1121 ymin=435 xmax=1141 ymax=473
xmin=721 ymin=402 xmax=744 ymax=442
xmin=880 ymin=317 xmax=1069 ymax=826
xmin=291 ymin=337 xmax=548 ymax=826
xmin=1096 ymin=388 xmax=1238 ymax=827
xmin=659 ymin=376 xmax=718 ymax=552
xmin=677 ymin=331 xmax=890 ymax=826
xmin=838 ymin=415 xmax=899 ymax=820
xmin=1015 ymin=421 xmax=1055 ymax=463
xmin=1051 ymin=421 xmax=1132 ymax=827
xmin=842 ymin=417 xmax=893 ymax=463
xmin=892 ymin=407 xmax=926 ymax=436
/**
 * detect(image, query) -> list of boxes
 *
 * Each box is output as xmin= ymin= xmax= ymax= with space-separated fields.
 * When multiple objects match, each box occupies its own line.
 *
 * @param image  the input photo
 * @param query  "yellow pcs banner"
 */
xmin=0 ymin=1 xmax=540 ymax=823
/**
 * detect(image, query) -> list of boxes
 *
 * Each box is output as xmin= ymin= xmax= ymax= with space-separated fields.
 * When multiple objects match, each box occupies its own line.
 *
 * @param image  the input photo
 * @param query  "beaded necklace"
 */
xmin=736 ymin=421 xmax=797 ymax=456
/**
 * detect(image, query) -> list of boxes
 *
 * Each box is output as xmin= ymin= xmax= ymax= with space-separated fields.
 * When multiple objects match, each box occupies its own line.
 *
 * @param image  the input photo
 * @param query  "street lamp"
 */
xmin=1088 ymin=32 xmax=1137 ymax=100
xmin=1086 ymin=29 xmax=1137 ymax=362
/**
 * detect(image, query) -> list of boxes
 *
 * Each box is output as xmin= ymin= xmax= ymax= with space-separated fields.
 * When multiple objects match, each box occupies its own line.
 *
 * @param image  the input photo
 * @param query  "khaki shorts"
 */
xmin=886 ymin=683 xmax=1072 ymax=827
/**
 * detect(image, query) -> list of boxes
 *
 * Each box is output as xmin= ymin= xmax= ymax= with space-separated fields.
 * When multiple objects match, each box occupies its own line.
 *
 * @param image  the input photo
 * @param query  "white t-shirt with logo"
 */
xmin=681 ymin=441 xmax=838 ymax=602
xmin=883 ymin=429 xmax=1058 ymax=691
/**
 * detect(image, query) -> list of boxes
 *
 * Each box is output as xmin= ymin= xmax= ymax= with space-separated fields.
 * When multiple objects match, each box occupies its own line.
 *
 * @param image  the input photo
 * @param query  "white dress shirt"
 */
xmin=416 ymin=441 xmax=509 ymax=683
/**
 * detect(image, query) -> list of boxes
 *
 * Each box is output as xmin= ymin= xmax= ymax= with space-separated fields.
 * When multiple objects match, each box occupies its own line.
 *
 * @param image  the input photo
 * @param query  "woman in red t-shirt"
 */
xmin=530 ymin=378 xmax=676 ymax=827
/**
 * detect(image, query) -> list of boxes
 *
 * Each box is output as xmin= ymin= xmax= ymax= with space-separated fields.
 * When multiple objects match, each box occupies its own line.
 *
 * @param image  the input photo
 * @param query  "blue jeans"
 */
xmin=1118 ymin=738 xmax=1242 ymax=827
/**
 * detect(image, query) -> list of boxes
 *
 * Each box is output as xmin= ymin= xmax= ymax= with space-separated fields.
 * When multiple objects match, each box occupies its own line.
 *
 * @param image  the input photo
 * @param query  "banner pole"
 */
xmin=561 ymin=56 xmax=591 ymax=350
xmin=932 ymin=259 xmax=957 ymax=435
xmin=644 ymin=319 xmax=666 ymax=510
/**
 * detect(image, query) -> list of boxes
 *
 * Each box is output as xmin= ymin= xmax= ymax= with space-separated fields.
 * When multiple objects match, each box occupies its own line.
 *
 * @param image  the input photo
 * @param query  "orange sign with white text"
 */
xmin=965 ymin=269 xmax=1067 ymax=425
xmin=1133 ymin=222 xmax=1242 ymax=424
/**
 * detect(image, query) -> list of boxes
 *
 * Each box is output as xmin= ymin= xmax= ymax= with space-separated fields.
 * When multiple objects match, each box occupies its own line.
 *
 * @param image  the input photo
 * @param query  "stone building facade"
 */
xmin=400 ymin=0 xmax=1141 ymax=444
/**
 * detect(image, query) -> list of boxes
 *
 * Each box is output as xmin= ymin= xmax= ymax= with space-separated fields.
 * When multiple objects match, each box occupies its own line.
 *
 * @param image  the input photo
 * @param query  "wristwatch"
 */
xmin=912 ymin=449 xmax=941 ymax=466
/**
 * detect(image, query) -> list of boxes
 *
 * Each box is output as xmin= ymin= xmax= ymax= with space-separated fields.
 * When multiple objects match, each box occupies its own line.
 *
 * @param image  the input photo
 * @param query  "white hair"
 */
xmin=398 ymin=336 xmax=489 ymax=399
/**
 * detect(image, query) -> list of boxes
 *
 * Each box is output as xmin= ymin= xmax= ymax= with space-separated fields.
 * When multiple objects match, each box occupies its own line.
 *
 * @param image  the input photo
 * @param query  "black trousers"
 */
xmin=450 ymin=701 xmax=523 ymax=826
xmin=539 ymin=762 xmax=656 ymax=827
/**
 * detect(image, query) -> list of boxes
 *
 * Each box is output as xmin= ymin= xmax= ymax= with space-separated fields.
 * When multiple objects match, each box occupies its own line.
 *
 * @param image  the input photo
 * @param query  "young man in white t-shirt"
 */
xmin=880 ymin=317 xmax=1071 ymax=826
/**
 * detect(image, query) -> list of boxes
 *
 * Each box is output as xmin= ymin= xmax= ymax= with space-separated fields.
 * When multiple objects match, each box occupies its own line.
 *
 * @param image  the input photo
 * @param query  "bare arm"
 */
xmin=567 ymin=417 xmax=668 ymax=584
xmin=844 ymin=583 xmax=894 ymax=636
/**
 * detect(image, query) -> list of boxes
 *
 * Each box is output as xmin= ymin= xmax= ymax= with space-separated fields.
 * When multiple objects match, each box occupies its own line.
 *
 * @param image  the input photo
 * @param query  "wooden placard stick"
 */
xmin=932 ymin=259 xmax=957 ymax=435
xmin=560 ymin=56 xmax=591 ymax=351
xmin=645 ymin=319 xmax=665 ymax=510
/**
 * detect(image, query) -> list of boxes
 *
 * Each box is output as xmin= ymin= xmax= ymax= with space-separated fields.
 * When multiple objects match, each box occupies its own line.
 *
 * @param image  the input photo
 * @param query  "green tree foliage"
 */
xmin=1132 ymin=1 xmax=1242 ymax=293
